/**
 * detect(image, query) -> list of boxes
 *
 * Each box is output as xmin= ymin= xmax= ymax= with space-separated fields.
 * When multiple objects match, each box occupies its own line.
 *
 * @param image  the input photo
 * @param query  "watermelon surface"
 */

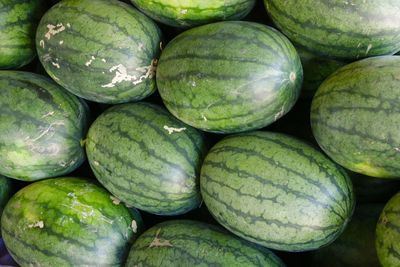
xmin=200 ymin=131 xmax=355 ymax=252
xmin=376 ymin=192 xmax=400 ymax=267
xmin=311 ymin=56 xmax=400 ymax=178
xmin=264 ymin=0 xmax=400 ymax=59
xmin=0 ymin=71 xmax=88 ymax=181
xmin=86 ymin=102 xmax=207 ymax=215
xmin=157 ymin=21 xmax=303 ymax=134
xmin=36 ymin=0 xmax=162 ymax=104
xmin=1 ymin=177 xmax=141 ymax=266
xmin=126 ymin=220 xmax=285 ymax=267
xmin=0 ymin=0 xmax=46 ymax=69
xmin=130 ymin=0 xmax=256 ymax=28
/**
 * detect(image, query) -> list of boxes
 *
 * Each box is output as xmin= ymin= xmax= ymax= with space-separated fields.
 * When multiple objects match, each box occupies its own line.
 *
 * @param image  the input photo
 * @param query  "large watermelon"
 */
xmin=36 ymin=0 xmax=162 ymax=104
xmin=376 ymin=192 xmax=400 ymax=267
xmin=157 ymin=21 xmax=303 ymax=134
xmin=126 ymin=220 xmax=285 ymax=267
xmin=264 ymin=0 xmax=400 ymax=59
xmin=0 ymin=71 xmax=88 ymax=181
xmin=86 ymin=102 xmax=207 ymax=215
xmin=1 ymin=177 xmax=141 ymax=266
xmin=311 ymin=56 xmax=400 ymax=178
xmin=0 ymin=175 xmax=12 ymax=236
xmin=130 ymin=0 xmax=256 ymax=28
xmin=200 ymin=131 xmax=355 ymax=252
xmin=0 ymin=0 xmax=46 ymax=69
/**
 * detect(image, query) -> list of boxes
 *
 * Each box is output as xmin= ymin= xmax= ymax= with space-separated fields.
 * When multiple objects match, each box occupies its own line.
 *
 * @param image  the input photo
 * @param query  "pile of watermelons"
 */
xmin=1 ymin=0 xmax=400 ymax=266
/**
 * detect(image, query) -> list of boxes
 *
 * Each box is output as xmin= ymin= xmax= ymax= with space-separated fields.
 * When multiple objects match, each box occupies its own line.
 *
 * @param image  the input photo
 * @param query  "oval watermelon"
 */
xmin=200 ymin=131 xmax=355 ymax=252
xmin=126 ymin=220 xmax=285 ymax=267
xmin=1 ymin=177 xmax=141 ymax=266
xmin=86 ymin=102 xmax=207 ymax=215
xmin=0 ymin=0 xmax=46 ymax=69
xmin=376 ymin=192 xmax=400 ymax=267
xmin=311 ymin=56 xmax=400 ymax=178
xmin=264 ymin=0 xmax=400 ymax=59
xmin=0 ymin=71 xmax=89 ymax=181
xmin=157 ymin=21 xmax=303 ymax=134
xmin=36 ymin=0 xmax=162 ymax=104
xmin=130 ymin=0 xmax=256 ymax=28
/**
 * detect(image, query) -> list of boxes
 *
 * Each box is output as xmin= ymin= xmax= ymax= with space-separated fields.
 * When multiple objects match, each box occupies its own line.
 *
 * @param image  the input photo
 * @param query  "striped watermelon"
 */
xmin=86 ymin=102 xmax=207 ymax=215
xmin=0 ymin=71 xmax=88 ymax=181
xmin=130 ymin=0 xmax=256 ymax=28
xmin=376 ymin=192 xmax=400 ymax=267
xmin=126 ymin=220 xmax=285 ymax=267
xmin=264 ymin=1 xmax=400 ymax=59
xmin=157 ymin=21 xmax=303 ymax=134
xmin=310 ymin=204 xmax=383 ymax=267
xmin=200 ymin=131 xmax=354 ymax=252
xmin=311 ymin=56 xmax=400 ymax=178
xmin=1 ymin=177 xmax=141 ymax=266
xmin=0 ymin=0 xmax=46 ymax=69
xmin=36 ymin=0 xmax=162 ymax=104
xmin=0 ymin=175 xmax=12 ymax=237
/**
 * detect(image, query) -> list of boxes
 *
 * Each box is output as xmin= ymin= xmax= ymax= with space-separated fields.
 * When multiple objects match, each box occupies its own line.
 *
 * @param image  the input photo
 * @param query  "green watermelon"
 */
xmin=126 ymin=220 xmax=285 ymax=267
xmin=264 ymin=0 xmax=400 ymax=59
xmin=157 ymin=21 xmax=303 ymax=134
xmin=297 ymin=47 xmax=346 ymax=98
xmin=36 ymin=0 xmax=162 ymax=104
xmin=130 ymin=0 xmax=256 ymax=28
xmin=200 ymin=131 xmax=354 ymax=252
xmin=1 ymin=177 xmax=141 ymax=266
xmin=311 ymin=56 xmax=400 ymax=179
xmin=309 ymin=204 xmax=383 ymax=267
xmin=0 ymin=71 xmax=88 ymax=181
xmin=376 ymin=192 xmax=400 ymax=267
xmin=0 ymin=175 xmax=12 ymax=236
xmin=86 ymin=102 xmax=207 ymax=215
xmin=0 ymin=0 xmax=46 ymax=69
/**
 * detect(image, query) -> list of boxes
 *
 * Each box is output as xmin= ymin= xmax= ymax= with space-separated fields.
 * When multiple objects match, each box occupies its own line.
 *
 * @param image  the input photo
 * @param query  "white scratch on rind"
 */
xmin=41 ymin=111 xmax=55 ymax=118
xmin=39 ymin=40 xmax=45 ymax=48
xmin=163 ymin=125 xmax=186 ymax=134
xmin=28 ymin=221 xmax=44 ymax=229
xmin=366 ymin=44 xmax=373 ymax=55
xmin=85 ymin=56 xmax=96 ymax=67
xmin=395 ymin=148 xmax=400 ymax=152
xmin=59 ymin=40 xmax=64 ymax=45
xmin=101 ymin=58 xmax=107 ymax=63
xmin=131 ymin=220 xmax=137 ymax=233
xmin=201 ymin=114 xmax=208 ymax=121
xmin=45 ymin=23 xmax=66 ymax=40
xmin=66 ymin=23 xmax=71 ymax=28
xmin=52 ymin=62 xmax=60 ymax=69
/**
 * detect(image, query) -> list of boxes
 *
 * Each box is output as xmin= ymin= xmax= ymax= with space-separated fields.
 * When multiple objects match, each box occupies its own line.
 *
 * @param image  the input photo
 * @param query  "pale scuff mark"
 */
xmin=163 ymin=125 xmax=186 ymax=134
xmin=201 ymin=114 xmax=208 ymax=121
xmin=110 ymin=195 xmax=121 ymax=205
xmin=52 ymin=62 xmax=60 ymax=69
xmin=274 ymin=105 xmax=285 ymax=121
xmin=28 ymin=221 xmax=44 ymax=229
xmin=366 ymin=44 xmax=373 ymax=55
xmin=85 ymin=56 xmax=96 ymax=67
xmin=131 ymin=220 xmax=137 ymax=233
xmin=101 ymin=58 xmax=107 ymax=63
xmin=394 ymin=147 xmax=400 ymax=152
xmin=180 ymin=9 xmax=188 ymax=14
xmin=39 ymin=40 xmax=45 ymax=48
xmin=66 ymin=23 xmax=71 ymax=28
xmin=149 ymin=228 xmax=173 ymax=248
xmin=41 ymin=111 xmax=55 ymax=118
xmin=45 ymin=23 xmax=66 ymax=40
xmin=59 ymin=40 xmax=64 ymax=45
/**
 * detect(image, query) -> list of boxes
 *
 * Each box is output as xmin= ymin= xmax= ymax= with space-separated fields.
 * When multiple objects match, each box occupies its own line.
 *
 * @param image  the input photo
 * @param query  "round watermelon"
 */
xmin=36 ymin=0 xmax=162 ymax=104
xmin=157 ymin=21 xmax=303 ymax=134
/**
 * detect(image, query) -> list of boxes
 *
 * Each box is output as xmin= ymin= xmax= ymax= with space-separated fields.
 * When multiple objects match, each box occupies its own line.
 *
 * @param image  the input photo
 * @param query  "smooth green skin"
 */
xmin=376 ymin=192 xmax=400 ymax=267
xmin=297 ymin=47 xmax=346 ymax=99
xmin=130 ymin=0 xmax=256 ymax=28
xmin=86 ymin=102 xmax=207 ymax=216
xmin=264 ymin=0 xmax=400 ymax=59
xmin=200 ymin=131 xmax=355 ymax=252
xmin=1 ymin=177 xmax=141 ymax=267
xmin=126 ymin=220 xmax=285 ymax=267
xmin=36 ymin=0 xmax=162 ymax=104
xmin=0 ymin=175 xmax=12 ymax=236
xmin=0 ymin=0 xmax=45 ymax=69
xmin=310 ymin=204 xmax=383 ymax=267
xmin=311 ymin=56 xmax=400 ymax=179
xmin=0 ymin=71 xmax=88 ymax=181
xmin=157 ymin=21 xmax=303 ymax=134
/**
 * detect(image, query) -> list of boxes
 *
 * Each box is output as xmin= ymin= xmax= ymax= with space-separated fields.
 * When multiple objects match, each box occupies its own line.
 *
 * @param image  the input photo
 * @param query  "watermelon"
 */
xmin=130 ymin=0 xmax=256 ymax=28
xmin=297 ymin=48 xmax=346 ymax=98
xmin=0 ymin=175 xmax=12 ymax=237
xmin=264 ymin=0 xmax=400 ymax=59
xmin=309 ymin=203 xmax=383 ymax=267
xmin=0 ymin=0 xmax=46 ymax=69
xmin=126 ymin=220 xmax=285 ymax=267
xmin=157 ymin=21 xmax=303 ymax=134
xmin=86 ymin=102 xmax=207 ymax=215
xmin=311 ymin=56 xmax=400 ymax=179
xmin=0 ymin=71 xmax=88 ymax=181
xmin=200 ymin=131 xmax=354 ymax=252
xmin=376 ymin=192 xmax=400 ymax=267
xmin=1 ymin=177 xmax=141 ymax=266
xmin=36 ymin=0 xmax=162 ymax=104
